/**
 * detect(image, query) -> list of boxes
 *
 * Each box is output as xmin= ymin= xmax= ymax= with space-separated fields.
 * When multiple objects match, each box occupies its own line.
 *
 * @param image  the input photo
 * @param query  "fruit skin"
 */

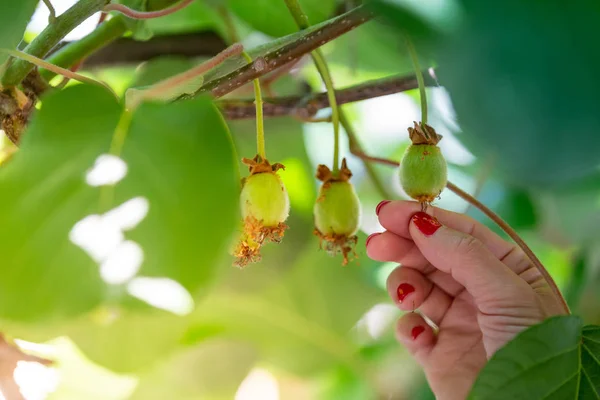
xmin=314 ymin=181 xmax=361 ymax=236
xmin=400 ymin=144 xmax=447 ymax=203
xmin=240 ymin=172 xmax=289 ymax=227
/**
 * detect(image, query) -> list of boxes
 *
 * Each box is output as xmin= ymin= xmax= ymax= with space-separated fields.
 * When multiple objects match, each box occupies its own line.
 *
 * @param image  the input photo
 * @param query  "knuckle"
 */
xmin=454 ymin=235 xmax=483 ymax=258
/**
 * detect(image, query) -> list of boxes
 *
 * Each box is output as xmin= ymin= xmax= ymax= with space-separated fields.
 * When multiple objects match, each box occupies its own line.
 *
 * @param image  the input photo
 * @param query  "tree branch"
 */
xmin=195 ymin=5 xmax=374 ymax=99
xmin=218 ymin=72 xmax=435 ymax=119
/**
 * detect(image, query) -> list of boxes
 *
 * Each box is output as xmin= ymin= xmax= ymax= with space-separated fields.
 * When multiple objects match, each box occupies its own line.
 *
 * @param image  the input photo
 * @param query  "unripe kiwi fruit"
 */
xmin=399 ymin=122 xmax=447 ymax=203
xmin=240 ymin=171 xmax=289 ymax=226
xmin=314 ymin=181 xmax=361 ymax=236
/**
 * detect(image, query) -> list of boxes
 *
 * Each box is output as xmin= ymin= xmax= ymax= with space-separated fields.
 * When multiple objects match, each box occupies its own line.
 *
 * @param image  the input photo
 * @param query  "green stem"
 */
xmin=339 ymin=111 xmax=393 ymax=200
xmin=404 ymin=35 xmax=427 ymax=124
xmin=242 ymin=52 xmax=266 ymax=159
xmin=311 ymin=50 xmax=340 ymax=174
xmin=283 ymin=0 xmax=340 ymax=174
xmin=41 ymin=16 xmax=128 ymax=81
xmin=0 ymin=49 xmax=117 ymax=98
xmin=283 ymin=0 xmax=310 ymax=29
xmin=1 ymin=0 xmax=109 ymax=88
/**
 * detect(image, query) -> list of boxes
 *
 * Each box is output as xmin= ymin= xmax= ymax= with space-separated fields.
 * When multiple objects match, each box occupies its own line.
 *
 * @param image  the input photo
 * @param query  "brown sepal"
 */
xmin=242 ymin=154 xmax=285 ymax=176
xmin=408 ymin=121 xmax=443 ymax=145
xmin=315 ymin=158 xmax=353 ymax=184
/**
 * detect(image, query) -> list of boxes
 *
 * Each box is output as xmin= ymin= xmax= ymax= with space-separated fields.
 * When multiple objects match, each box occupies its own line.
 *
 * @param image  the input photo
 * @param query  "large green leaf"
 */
xmin=228 ymin=0 xmax=336 ymax=37
xmin=0 ymin=1 xmax=37 ymax=63
xmin=0 ymin=86 xmax=121 ymax=321
xmin=469 ymin=316 xmax=600 ymax=399
xmin=439 ymin=0 xmax=600 ymax=186
xmin=0 ymin=85 xmax=238 ymax=321
xmin=130 ymin=339 xmax=257 ymax=399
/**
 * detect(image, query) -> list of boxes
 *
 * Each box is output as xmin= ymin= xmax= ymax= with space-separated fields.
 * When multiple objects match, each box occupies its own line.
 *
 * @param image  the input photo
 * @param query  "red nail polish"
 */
xmin=375 ymin=200 xmax=391 ymax=216
xmin=396 ymin=283 xmax=415 ymax=303
xmin=365 ymin=232 xmax=381 ymax=247
xmin=411 ymin=325 xmax=425 ymax=340
xmin=411 ymin=212 xmax=442 ymax=236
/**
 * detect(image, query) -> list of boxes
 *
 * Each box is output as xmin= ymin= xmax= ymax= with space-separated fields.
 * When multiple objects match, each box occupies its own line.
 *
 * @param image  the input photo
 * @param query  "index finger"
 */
xmin=377 ymin=200 xmax=516 ymax=262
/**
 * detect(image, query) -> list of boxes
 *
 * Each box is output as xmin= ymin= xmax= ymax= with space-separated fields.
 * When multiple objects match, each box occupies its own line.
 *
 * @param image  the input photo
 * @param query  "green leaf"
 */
xmin=228 ymin=0 xmax=336 ymax=37
xmin=439 ymin=0 xmax=600 ymax=186
xmin=0 ymin=86 xmax=121 ymax=321
xmin=0 ymin=85 xmax=239 ymax=321
xmin=145 ymin=1 xmax=226 ymax=36
xmin=0 ymin=0 xmax=38 ymax=63
xmin=469 ymin=316 xmax=600 ymax=399
xmin=130 ymin=339 xmax=257 ymax=399
xmin=115 ymin=0 xmax=153 ymax=41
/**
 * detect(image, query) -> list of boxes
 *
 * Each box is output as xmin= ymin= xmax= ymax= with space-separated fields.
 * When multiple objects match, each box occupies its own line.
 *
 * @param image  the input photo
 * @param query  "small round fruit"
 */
xmin=240 ymin=172 xmax=290 ymax=227
xmin=314 ymin=181 xmax=361 ymax=236
xmin=399 ymin=144 xmax=447 ymax=203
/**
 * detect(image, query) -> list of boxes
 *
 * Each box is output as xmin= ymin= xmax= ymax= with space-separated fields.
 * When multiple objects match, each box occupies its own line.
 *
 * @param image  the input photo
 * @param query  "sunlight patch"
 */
xmin=14 ymin=361 xmax=59 ymax=400
xmin=127 ymin=277 xmax=194 ymax=316
xmin=235 ymin=368 xmax=279 ymax=400
xmin=85 ymin=154 xmax=128 ymax=187
xmin=69 ymin=215 xmax=124 ymax=263
xmin=100 ymin=241 xmax=144 ymax=285
xmin=103 ymin=197 xmax=149 ymax=232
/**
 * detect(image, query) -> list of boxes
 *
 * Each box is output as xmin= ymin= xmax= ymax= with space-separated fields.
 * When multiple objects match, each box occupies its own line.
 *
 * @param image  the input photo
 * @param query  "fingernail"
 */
xmin=411 ymin=212 xmax=442 ymax=236
xmin=411 ymin=325 xmax=425 ymax=340
xmin=365 ymin=233 xmax=381 ymax=247
xmin=396 ymin=283 xmax=415 ymax=303
xmin=375 ymin=200 xmax=391 ymax=216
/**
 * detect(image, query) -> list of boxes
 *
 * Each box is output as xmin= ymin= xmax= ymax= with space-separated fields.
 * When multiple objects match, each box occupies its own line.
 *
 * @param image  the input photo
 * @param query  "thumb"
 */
xmin=408 ymin=211 xmax=532 ymax=310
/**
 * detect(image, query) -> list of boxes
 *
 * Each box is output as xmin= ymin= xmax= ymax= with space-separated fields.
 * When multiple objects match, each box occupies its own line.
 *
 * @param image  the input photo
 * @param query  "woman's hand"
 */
xmin=365 ymin=201 xmax=566 ymax=400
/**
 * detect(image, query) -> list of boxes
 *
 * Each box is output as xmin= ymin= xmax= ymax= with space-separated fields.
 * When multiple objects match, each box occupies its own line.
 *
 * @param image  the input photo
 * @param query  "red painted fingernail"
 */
xmin=396 ymin=283 xmax=415 ymax=303
xmin=411 ymin=212 xmax=442 ymax=236
xmin=411 ymin=325 xmax=425 ymax=340
xmin=375 ymin=200 xmax=391 ymax=216
xmin=365 ymin=233 xmax=381 ymax=247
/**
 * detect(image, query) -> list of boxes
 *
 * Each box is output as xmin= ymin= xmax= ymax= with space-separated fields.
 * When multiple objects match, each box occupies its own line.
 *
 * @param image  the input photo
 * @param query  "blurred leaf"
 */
xmin=63 ymin=309 xmax=191 ymax=373
xmin=327 ymin=21 xmax=429 ymax=76
xmin=469 ymin=316 xmax=600 ymax=399
xmin=0 ymin=86 xmax=121 ymax=321
xmin=0 ymin=0 xmax=37 ymax=63
xmin=130 ymin=339 xmax=257 ymax=399
xmin=145 ymin=1 xmax=226 ymax=36
xmin=228 ymin=0 xmax=336 ymax=37
xmin=0 ymin=85 xmax=238 ymax=321
xmin=439 ymin=0 xmax=600 ymax=186
xmin=367 ymin=0 xmax=442 ymax=56
xmin=116 ymin=0 xmax=153 ymax=40
xmin=565 ymin=253 xmax=587 ymax=310
xmin=186 ymin=236 xmax=383 ymax=376
xmin=44 ymin=337 xmax=138 ymax=400
xmin=130 ymin=57 xmax=195 ymax=87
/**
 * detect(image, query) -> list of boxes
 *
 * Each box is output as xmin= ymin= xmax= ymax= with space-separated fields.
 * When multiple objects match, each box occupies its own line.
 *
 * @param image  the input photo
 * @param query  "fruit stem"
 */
xmin=283 ymin=0 xmax=341 ymax=175
xmin=103 ymin=0 xmax=194 ymax=19
xmin=243 ymin=52 xmax=266 ymax=159
xmin=350 ymin=151 xmax=571 ymax=315
xmin=404 ymin=34 xmax=427 ymax=125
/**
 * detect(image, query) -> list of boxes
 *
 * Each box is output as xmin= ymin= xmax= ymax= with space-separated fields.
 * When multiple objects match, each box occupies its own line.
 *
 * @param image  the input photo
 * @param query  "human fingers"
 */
xmin=377 ymin=201 xmax=522 ymax=269
xmin=408 ymin=212 xmax=536 ymax=314
xmin=386 ymin=266 xmax=453 ymax=326
xmin=395 ymin=312 xmax=435 ymax=365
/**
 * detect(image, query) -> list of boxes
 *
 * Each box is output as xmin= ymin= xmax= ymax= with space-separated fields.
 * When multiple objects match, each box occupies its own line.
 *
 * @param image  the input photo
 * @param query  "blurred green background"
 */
xmin=1 ymin=0 xmax=600 ymax=399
